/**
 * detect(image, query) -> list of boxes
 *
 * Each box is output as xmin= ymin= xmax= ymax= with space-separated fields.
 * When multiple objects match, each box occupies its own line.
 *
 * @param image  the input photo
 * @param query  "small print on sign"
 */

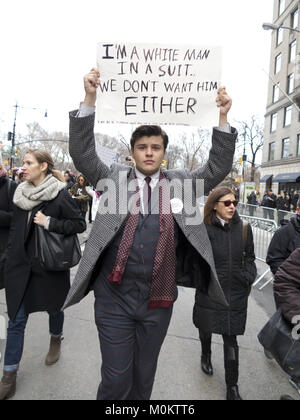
xmin=97 ymin=42 xmax=222 ymax=128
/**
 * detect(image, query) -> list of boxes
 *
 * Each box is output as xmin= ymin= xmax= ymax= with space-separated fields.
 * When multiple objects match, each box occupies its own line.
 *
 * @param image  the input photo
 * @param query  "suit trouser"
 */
xmin=94 ymin=284 xmax=173 ymax=400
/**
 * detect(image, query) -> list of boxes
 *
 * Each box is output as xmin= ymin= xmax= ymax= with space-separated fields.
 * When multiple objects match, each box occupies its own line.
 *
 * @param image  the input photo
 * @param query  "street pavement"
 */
xmin=0 ymin=226 xmax=299 ymax=400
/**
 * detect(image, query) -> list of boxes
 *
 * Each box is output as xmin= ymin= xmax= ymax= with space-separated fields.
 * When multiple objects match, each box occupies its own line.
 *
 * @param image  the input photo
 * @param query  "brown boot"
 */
xmin=0 ymin=371 xmax=17 ymax=400
xmin=45 ymin=336 xmax=63 ymax=366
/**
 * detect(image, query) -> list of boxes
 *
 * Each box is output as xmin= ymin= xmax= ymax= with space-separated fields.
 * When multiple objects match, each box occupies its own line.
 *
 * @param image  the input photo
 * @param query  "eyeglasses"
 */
xmin=217 ymin=200 xmax=238 ymax=207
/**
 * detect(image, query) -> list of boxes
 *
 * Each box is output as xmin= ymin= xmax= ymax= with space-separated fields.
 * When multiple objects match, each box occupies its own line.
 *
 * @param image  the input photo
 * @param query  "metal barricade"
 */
xmin=239 ymin=215 xmax=277 ymax=290
xmin=238 ymin=203 xmax=296 ymax=225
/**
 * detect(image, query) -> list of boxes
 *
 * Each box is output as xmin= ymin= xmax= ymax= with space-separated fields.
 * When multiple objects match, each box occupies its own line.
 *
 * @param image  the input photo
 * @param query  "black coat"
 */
xmin=193 ymin=212 xmax=257 ymax=336
xmin=276 ymin=197 xmax=289 ymax=212
xmin=4 ymin=188 xmax=86 ymax=321
xmin=0 ymin=177 xmax=17 ymax=289
xmin=0 ymin=177 xmax=17 ymax=255
xmin=266 ymin=215 xmax=300 ymax=276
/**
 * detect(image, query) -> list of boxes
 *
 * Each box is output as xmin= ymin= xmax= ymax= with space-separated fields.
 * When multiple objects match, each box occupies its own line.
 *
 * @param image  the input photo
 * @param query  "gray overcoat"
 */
xmin=63 ymin=111 xmax=238 ymax=310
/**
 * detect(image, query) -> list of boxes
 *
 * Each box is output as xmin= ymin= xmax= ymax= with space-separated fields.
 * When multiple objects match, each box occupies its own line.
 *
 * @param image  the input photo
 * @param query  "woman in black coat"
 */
xmin=0 ymin=150 xmax=86 ymax=401
xmin=193 ymin=187 xmax=257 ymax=400
xmin=69 ymin=174 xmax=91 ymax=219
xmin=0 ymin=166 xmax=17 ymax=288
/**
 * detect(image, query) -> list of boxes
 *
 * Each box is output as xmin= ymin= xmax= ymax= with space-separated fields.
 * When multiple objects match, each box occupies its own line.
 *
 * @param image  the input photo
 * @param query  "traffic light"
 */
xmin=7 ymin=132 xmax=13 ymax=141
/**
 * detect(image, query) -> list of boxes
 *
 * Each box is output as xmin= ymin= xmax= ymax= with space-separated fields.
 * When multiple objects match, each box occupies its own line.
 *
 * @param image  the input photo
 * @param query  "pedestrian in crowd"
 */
xmin=86 ymin=181 xmax=94 ymax=224
xmin=193 ymin=187 xmax=257 ymax=401
xmin=0 ymin=165 xmax=17 ymax=288
xmin=6 ymin=169 xmax=13 ymax=179
xmin=266 ymin=198 xmax=300 ymax=276
xmin=273 ymin=247 xmax=300 ymax=394
xmin=62 ymin=68 xmax=237 ymax=400
xmin=17 ymin=171 xmax=25 ymax=184
xmin=266 ymin=190 xmax=277 ymax=220
xmin=261 ymin=192 xmax=269 ymax=219
xmin=86 ymin=183 xmax=96 ymax=223
xmin=292 ymin=191 xmax=299 ymax=213
xmin=69 ymin=174 xmax=91 ymax=220
xmin=0 ymin=150 xmax=86 ymax=400
xmin=247 ymin=191 xmax=257 ymax=217
xmin=262 ymin=190 xmax=277 ymax=220
xmin=64 ymin=170 xmax=74 ymax=191
xmin=285 ymin=194 xmax=292 ymax=212
xmin=276 ymin=191 xmax=289 ymax=225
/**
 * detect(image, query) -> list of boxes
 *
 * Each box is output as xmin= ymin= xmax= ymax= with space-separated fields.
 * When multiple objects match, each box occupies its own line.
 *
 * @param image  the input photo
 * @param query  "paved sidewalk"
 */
xmin=0 ymin=281 xmax=298 ymax=400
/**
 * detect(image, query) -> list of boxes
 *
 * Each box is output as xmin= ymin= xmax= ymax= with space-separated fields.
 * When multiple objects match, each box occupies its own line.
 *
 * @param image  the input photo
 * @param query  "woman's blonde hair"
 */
xmin=26 ymin=149 xmax=65 ymax=183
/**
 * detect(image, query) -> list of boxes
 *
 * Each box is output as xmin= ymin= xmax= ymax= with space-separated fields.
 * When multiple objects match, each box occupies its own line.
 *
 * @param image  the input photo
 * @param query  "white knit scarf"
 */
xmin=13 ymin=174 xmax=66 ymax=211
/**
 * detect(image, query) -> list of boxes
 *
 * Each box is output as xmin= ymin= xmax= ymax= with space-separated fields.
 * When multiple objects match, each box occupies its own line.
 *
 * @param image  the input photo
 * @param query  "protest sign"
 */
xmin=97 ymin=42 xmax=222 ymax=128
xmin=95 ymin=144 xmax=120 ymax=167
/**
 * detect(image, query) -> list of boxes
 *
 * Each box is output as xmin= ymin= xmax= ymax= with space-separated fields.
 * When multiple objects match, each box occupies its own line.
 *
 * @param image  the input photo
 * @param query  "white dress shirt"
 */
xmin=135 ymin=167 xmax=160 ymax=215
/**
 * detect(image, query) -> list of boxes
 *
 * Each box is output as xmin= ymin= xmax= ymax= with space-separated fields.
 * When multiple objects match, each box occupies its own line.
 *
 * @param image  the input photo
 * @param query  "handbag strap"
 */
xmin=242 ymin=221 xmax=248 ymax=266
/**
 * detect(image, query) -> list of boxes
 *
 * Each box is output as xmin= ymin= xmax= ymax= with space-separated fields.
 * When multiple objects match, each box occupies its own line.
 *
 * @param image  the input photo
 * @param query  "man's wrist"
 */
xmin=83 ymin=93 xmax=97 ymax=108
xmin=219 ymin=114 xmax=229 ymax=127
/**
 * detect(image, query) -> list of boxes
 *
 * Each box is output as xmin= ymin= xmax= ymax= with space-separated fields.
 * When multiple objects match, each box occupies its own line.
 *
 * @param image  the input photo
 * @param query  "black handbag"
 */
xmin=36 ymin=226 xmax=82 ymax=272
xmin=258 ymin=309 xmax=300 ymax=378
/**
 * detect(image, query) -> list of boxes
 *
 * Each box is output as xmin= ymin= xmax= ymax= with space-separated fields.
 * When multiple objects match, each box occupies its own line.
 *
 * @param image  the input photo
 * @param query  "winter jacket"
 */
xmin=3 ymin=189 xmax=86 ymax=321
xmin=193 ymin=212 xmax=257 ymax=336
xmin=266 ymin=215 xmax=300 ymax=276
xmin=276 ymin=197 xmax=289 ymax=212
xmin=274 ymin=247 xmax=300 ymax=323
xmin=247 ymin=193 xmax=258 ymax=206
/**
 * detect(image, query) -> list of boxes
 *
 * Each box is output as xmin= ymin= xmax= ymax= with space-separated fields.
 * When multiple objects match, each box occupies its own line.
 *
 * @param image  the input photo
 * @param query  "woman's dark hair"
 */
xmin=204 ymin=187 xmax=237 ymax=225
xmin=130 ymin=125 xmax=169 ymax=151
xmin=78 ymin=174 xmax=87 ymax=186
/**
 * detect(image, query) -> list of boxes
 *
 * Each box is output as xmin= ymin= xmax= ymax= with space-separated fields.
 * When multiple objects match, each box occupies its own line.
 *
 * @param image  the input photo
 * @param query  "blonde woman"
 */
xmin=0 ymin=150 xmax=86 ymax=400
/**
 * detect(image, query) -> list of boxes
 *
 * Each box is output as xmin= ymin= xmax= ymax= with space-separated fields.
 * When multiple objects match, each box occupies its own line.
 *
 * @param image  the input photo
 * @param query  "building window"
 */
xmin=288 ymin=73 xmax=295 ymax=94
xmin=273 ymin=83 xmax=280 ymax=103
xmin=277 ymin=27 xmax=284 ymax=45
xmin=289 ymin=40 xmax=297 ymax=62
xmin=284 ymin=105 xmax=292 ymax=127
xmin=275 ymin=54 xmax=282 ymax=74
xmin=291 ymin=9 xmax=299 ymax=29
xmin=269 ymin=142 xmax=275 ymax=161
xmin=271 ymin=113 xmax=278 ymax=132
xmin=282 ymin=138 xmax=290 ymax=158
xmin=279 ymin=0 xmax=285 ymax=17
xmin=297 ymin=135 xmax=300 ymax=156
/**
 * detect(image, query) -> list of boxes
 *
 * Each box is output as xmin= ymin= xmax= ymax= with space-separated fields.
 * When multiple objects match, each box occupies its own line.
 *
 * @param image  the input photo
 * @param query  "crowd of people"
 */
xmin=0 ymin=69 xmax=299 ymax=401
xmin=246 ymin=189 xmax=300 ymax=222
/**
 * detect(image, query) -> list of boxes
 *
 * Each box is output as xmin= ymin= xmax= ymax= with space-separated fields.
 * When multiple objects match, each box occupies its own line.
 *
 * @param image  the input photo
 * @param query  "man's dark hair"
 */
xmin=130 ymin=125 xmax=169 ymax=151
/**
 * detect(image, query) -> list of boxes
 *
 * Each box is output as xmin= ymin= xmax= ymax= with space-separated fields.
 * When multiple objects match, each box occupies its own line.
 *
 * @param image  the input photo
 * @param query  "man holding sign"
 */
xmin=64 ymin=66 xmax=237 ymax=400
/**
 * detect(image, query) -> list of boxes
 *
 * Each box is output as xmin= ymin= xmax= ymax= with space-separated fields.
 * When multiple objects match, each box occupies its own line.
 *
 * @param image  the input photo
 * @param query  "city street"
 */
xmin=0 ymin=226 xmax=298 ymax=401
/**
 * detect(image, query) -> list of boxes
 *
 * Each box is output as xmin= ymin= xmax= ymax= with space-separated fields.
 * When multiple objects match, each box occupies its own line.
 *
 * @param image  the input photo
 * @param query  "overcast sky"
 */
xmin=0 ymin=0 xmax=274 ymax=142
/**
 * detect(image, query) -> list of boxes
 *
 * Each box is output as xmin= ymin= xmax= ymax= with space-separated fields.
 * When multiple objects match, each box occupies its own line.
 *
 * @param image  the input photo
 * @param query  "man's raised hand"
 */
xmin=83 ymin=68 xmax=100 ymax=107
xmin=216 ymin=87 xmax=232 ymax=126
